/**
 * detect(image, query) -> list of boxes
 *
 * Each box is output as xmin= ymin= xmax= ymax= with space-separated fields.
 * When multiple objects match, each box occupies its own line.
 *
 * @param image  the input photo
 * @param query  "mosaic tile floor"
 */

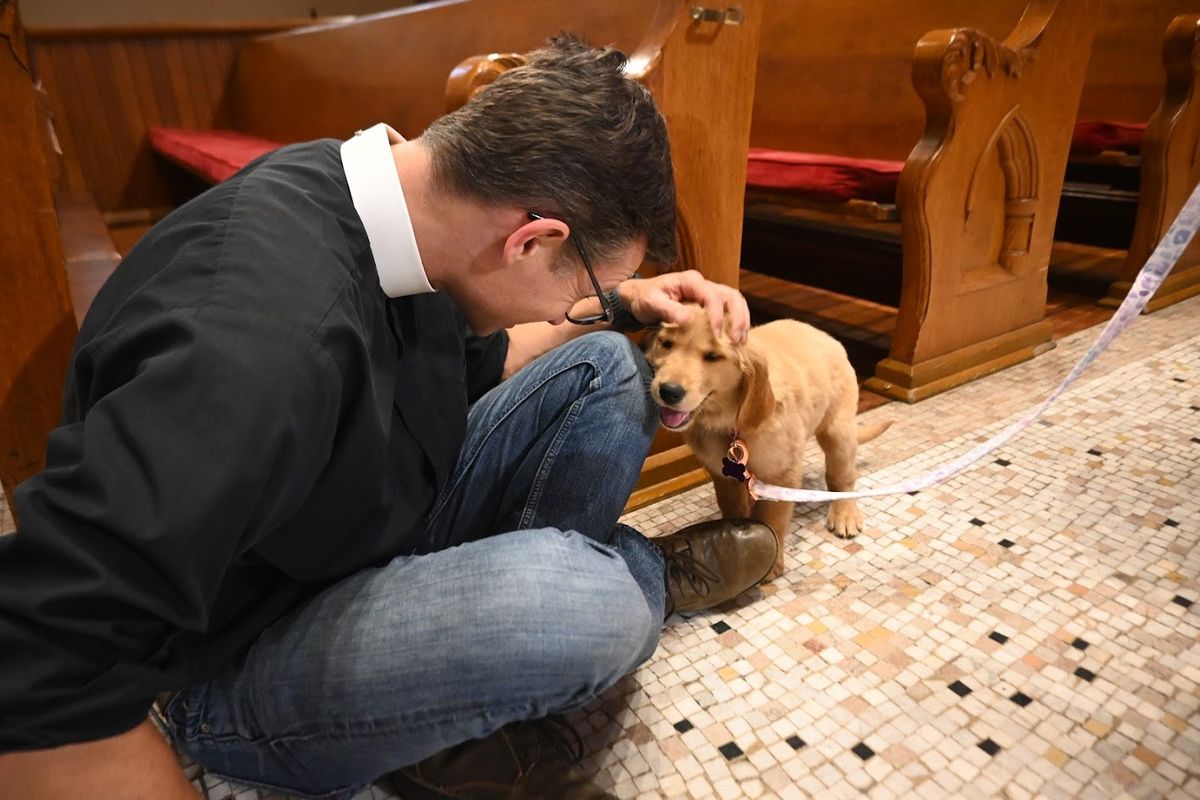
xmin=8 ymin=297 xmax=1199 ymax=799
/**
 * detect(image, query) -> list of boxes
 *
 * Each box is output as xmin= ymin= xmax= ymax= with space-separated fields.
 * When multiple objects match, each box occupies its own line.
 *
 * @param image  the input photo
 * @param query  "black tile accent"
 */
xmin=907 ymin=490 xmax=919 ymax=496
xmin=1071 ymin=637 xmax=1090 ymax=651
xmin=949 ymin=680 xmax=972 ymax=697
xmin=1192 ymin=437 xmax=1200 ymax=444
xmin=673 ymin=719 xmax=694 ymax=733
xmin=1165 ymin=518 xmax=1180 ymax=528
xmin=1010 ymin=691 xmax=1033 ymax=707
xmin=786 ymin=735 xmax=806 ymax=750
xmin=852 ymin=742 xmax=875 ymax=760
xmin=994 ymin=458 xmax=1011 ymax=467
xmin=1173 ymin=377 xmax=1186 ymax=383
xmin=1087 ymin=448 xmax=1103 ymax=456
xmin=1173 ymin=595 xmax=1194 ymax=609
xmin=970 ymin=518 xmax=986 ymax=526
xmin=711 ymin=621 xmax=731 ymax=634
xmin=989 ymin=631 xmax=1009 ymax=644
xmin=718 ymin=741 xmax=744 ymax=760
xmin=1190 ymin=405 xmax=1200 ymax=411
xmin=999 ymin=539 xmax=1015 ymax=548
xmin=1075 ymin=666 xmax=1096 ymax=682
xmin=979 ymin=738 xmax=1001 ymax=756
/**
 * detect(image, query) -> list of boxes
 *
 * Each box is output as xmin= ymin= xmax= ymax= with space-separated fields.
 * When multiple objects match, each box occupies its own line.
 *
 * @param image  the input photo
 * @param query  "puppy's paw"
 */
xmin=825 ymin=501 xmax=863 ymax=539
xmin=761 ymin=556 xmax=785 ymax=583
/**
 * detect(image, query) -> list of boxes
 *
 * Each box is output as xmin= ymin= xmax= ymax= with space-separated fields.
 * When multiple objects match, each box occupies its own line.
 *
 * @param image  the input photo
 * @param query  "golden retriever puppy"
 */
xmin=643 ymin=305 xmax=890 ymax=580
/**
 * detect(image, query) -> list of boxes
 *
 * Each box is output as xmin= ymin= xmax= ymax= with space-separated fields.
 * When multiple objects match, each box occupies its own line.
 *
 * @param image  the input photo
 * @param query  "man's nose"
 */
xmin=658 ymin=382 xmax=686 ymax=405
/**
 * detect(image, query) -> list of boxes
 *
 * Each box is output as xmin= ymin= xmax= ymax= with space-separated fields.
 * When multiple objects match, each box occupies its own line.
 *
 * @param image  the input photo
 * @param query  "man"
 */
xmin=0 ymin=36 xmax=776 ymax=798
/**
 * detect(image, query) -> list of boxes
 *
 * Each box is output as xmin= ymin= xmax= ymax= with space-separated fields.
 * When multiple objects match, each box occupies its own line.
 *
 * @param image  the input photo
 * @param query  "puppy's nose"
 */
xmin=658 ymin=382 xmax=686 ymax=405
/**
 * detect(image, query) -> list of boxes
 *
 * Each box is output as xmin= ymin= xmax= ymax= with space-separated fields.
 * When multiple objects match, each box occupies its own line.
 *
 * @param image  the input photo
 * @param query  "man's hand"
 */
xmin=619 ymin=270 xmax=751 ymax=343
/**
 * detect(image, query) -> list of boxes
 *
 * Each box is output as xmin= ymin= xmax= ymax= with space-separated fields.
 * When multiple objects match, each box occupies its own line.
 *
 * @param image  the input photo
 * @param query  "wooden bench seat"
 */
xmin=746 ymin=119 xmax=1150 ymax=212
xmin=147 ymin=126 xmax=282 ymax=184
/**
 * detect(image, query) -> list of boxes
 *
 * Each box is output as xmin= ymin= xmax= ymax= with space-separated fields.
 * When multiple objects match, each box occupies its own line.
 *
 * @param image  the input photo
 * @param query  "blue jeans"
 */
xmin=163 ymin=332 xmax=667 ymax=798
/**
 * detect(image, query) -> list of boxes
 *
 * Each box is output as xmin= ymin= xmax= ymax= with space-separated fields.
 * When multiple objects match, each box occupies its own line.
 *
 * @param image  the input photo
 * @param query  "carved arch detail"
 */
xmin=965 ymin=108 xmax=1040 ymax=274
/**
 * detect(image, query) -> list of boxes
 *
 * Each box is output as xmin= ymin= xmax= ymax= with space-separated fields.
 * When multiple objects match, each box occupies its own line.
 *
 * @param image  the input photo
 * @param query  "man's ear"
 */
xmin=503 ymin=215 xmax=569 ymax=266
xmin=737 ymin=349 xmax=775 ymax=433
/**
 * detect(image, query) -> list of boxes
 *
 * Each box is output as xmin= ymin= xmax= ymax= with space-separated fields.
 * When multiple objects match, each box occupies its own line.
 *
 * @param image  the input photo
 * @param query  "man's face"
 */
xmin=463 ymin=235 xmax=647 ymax=334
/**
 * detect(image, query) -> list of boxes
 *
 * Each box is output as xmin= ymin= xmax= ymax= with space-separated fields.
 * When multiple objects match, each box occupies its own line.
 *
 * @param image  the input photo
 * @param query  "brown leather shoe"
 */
xmin=387 ymin=715 xmax=615 ymax=799
xmin=656 ymin=518 xmax=778 ymax=615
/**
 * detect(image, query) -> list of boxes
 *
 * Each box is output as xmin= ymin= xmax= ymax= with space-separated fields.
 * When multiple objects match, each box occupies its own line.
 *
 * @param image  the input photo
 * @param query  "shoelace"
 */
xmin=530 ymin=714 xmax=585 ymax=766
xmin=664 ymin=540 xmax=719 ymax=600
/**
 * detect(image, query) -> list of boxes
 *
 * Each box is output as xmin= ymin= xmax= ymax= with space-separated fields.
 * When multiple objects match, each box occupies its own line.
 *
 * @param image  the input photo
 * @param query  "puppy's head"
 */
xmin=642 ymin=304 xmax=774 ymax=433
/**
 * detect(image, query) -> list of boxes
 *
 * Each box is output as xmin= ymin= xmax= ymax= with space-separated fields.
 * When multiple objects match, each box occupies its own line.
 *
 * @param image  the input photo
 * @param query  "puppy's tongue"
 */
xmin=660 ymin=408 xmax=692 ymax=429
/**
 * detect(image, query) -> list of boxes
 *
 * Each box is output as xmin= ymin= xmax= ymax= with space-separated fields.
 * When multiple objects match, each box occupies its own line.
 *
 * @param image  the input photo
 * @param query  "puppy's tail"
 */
xmin=857 ymin=419 xmax=893 ymax=444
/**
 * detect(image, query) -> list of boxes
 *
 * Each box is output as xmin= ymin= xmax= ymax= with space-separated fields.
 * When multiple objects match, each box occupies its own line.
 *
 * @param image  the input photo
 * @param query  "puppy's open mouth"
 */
xmin=659 ymin=408 xmax=693 ymax=430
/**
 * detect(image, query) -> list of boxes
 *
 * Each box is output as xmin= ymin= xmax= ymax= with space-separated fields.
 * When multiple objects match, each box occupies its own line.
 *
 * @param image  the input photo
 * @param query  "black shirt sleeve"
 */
xmin=0 ymin=307 xmax=341 ymax=751
xmin=463 ymin=329 xmax=509 ymax=404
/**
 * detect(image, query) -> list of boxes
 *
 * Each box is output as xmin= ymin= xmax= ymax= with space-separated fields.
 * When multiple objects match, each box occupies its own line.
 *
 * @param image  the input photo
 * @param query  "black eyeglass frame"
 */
xmin=527 ymin=212 xmax=615 ymax=325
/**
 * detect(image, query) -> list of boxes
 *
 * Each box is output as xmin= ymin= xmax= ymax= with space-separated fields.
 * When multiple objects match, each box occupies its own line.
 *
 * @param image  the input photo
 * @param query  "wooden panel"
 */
xmin=1079 ymin=0 xmax=1200 ymax=123
xmin=231 ymin=1 xmax=662 ymax=143
xmin=750 ymin=0 xmax=1028 ymax=161
xmin=748 ymin=0 xmax=1200 ymax=159
xmin=750 ymin=0 xmax=1198 ymax=161
xmin=27 ymin=21 xmax=317 ymax=214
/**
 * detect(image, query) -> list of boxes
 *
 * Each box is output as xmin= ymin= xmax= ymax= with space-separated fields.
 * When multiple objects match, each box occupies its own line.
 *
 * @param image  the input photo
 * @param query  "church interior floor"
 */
xmin=3 ymin=287 xmax=1196 ymax=800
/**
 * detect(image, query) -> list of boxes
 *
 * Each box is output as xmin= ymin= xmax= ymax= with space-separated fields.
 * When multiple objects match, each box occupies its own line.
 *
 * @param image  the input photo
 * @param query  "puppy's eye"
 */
xmin=703 ymin=351 xmax=722 ymax=362
xmin=659 ymin=339 xmax=674 ymax=350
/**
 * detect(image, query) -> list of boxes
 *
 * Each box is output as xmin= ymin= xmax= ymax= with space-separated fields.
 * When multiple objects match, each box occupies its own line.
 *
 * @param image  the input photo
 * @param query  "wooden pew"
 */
xmin=16 ymin=0 xmax=763 ymax=510
xmin=0 ymin=0 xmax=75 ymax=510
xmin=1071 ymin=3 xmax=1200 ymax=311
xmin=742 ymin=0 xmax=1096 ymax=403
xmin=0 ymin=0 xmax=130 ymax=510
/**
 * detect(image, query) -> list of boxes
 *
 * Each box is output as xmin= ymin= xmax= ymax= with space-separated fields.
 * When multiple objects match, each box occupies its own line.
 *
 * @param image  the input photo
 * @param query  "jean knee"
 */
xmin=502 ymin=530 xmax=660 ymax=697
xmin=579 ymin=332 xmax=656 ymax=433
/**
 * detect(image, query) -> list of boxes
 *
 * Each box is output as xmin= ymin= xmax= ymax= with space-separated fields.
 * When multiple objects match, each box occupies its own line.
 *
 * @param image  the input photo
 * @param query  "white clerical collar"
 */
xmin=341 ymin=123 xmax=433 ymax=297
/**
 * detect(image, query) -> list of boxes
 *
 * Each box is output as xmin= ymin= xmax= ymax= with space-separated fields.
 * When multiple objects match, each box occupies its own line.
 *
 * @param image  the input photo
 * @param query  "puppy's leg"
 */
xmin=751 ymin=497 xmax=794 ymax=581
xmin=712 ymin=472 xmax=753 ymax=519
xmin=817 ymin=414 xmax=863 ymax=538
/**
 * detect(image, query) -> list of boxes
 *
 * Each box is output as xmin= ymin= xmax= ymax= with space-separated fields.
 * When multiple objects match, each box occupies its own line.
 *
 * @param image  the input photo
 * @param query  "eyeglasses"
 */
xmin=527 ymin=212 xmax=615 ymax=325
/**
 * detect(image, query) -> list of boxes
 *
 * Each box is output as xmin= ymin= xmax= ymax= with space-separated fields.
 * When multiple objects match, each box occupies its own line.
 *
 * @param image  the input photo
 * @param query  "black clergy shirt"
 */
xmin=0 ymin=138 xmax=508 ymax=750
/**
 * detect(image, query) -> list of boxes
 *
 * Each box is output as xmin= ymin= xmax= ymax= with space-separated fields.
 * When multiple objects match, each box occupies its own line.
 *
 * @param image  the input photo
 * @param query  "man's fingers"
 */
xmin=706 ymin=295 xmax=724 ymax=339
xmin=725 ymin=291 xmax=751 ymax=343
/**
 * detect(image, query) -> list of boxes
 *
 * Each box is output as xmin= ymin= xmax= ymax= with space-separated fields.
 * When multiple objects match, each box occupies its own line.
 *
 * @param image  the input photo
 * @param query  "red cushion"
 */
xmin=1070 ymin=121 xmax=1146 ymax=156
xmin=148 ymin=127 xmax=285 ymax=184
xmin=745 ymin=148 xmax=904 ymax=204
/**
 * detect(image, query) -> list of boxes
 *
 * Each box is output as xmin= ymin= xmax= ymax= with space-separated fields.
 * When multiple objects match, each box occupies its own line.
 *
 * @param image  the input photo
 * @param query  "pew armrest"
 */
xmin=55 ymin=189 xmax=121 ymax=326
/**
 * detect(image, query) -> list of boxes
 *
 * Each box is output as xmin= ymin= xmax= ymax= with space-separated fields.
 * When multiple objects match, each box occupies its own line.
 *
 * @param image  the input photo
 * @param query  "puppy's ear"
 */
xmin=638 ymin=325 xmax=662 ymax=353
xmin=737 ymin=349 xmax=776 ymax=432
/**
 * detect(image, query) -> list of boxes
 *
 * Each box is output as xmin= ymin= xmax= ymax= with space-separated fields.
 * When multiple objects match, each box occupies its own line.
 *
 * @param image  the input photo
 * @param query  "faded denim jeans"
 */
xmin=163 ymin=332 xmax=667 ymax=798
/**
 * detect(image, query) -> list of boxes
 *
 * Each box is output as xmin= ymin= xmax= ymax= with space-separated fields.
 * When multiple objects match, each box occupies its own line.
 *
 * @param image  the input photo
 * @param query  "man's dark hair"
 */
xmin=421 ymin=34 xmax=678 ymax=267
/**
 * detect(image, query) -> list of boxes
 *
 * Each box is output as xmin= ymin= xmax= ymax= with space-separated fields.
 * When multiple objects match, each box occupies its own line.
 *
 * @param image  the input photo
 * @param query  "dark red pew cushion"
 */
xmin=745 ymin=148 xmax=904 ymax=204
xmin=1070 ymin=121 xmax=1147 ymax=156
xmin=148 ymin=127 xmax=285 ymax=184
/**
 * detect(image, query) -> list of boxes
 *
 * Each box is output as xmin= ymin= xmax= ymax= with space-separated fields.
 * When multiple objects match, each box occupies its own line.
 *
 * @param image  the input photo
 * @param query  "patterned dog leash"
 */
xmin=746 ymin=180 xmax=1200 ymax=503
